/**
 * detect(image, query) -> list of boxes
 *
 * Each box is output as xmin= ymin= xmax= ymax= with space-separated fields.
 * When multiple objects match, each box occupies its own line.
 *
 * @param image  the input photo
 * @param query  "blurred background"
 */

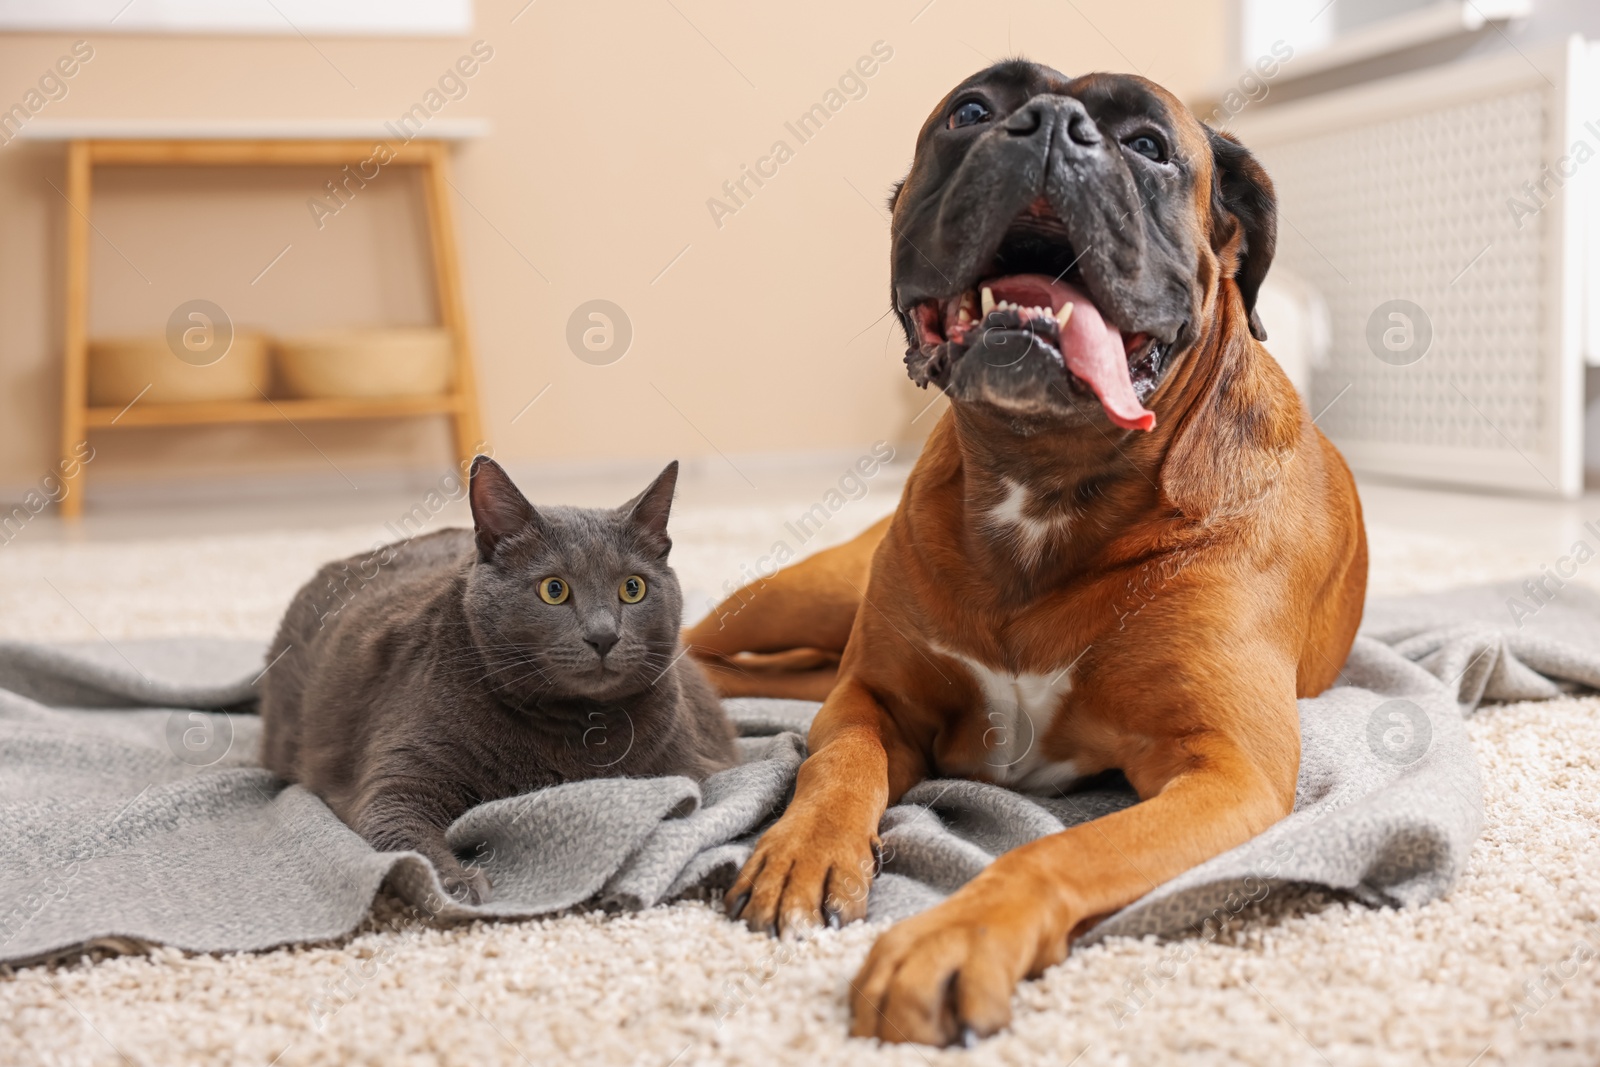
xmin=3 ymin=0 xmax=1600 ymax=578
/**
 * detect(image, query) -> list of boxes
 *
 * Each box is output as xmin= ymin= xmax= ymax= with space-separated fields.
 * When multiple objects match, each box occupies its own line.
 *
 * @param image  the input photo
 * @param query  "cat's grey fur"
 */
xmin=258 ymin=456 xmax=737 ymax=903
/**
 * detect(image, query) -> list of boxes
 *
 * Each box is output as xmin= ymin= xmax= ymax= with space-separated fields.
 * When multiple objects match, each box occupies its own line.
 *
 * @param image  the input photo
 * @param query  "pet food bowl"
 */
xmin=273 ymin=328 xmax=454 ymax=400
xmin=87 ymin=331 xmax=269 ymax=407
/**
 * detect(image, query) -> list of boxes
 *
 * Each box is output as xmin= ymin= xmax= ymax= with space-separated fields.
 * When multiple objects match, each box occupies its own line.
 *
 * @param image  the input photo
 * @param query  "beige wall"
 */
xmin=0 ymin=0 xmax=1225 ymax=493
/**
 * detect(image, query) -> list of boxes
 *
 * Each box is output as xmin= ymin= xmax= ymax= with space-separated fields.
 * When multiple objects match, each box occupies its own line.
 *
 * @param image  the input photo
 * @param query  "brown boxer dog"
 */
xmin=686 ymin=61 xmax=1366 ymax=1047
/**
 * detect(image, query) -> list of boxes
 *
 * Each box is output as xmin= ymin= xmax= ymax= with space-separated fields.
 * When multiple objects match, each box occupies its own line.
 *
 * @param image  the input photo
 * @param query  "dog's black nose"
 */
xmin=1004 ymin=105 xmax=1044 ymax=137
xmin=1066 ymin=111 xmax=1101 ymax=146
xmin=1005 ymin=98 xmax=1102 ymax=148
xmin=585 ymin=631 xmax=619 ymax=657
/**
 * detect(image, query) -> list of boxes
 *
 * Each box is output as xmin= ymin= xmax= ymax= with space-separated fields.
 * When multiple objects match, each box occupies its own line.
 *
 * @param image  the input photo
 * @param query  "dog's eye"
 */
xmin=538 ymin=577 xmax=569 ymax=605
xmin=1125 ymin=133 xmax=1167 ymax=162
xmin=619 ymin=575 xmax=647 ymax=604
xmin=947 ymin=100 xmax=991 ymax=130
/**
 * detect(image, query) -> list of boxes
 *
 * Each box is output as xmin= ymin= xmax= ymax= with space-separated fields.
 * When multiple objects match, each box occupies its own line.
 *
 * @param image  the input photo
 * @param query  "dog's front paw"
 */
xmin=442 ymin=863 xmax=492 ymax=906
xmin=848 ymin=871 xmax=1068 ymax=1046
xmin=724 ymin=810 xmax=880 ymax=937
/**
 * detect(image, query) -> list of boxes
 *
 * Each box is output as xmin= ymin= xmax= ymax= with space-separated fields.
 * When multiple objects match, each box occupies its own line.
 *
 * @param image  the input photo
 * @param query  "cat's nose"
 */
xmin=584 ymin=631 xmax=619 ymax=658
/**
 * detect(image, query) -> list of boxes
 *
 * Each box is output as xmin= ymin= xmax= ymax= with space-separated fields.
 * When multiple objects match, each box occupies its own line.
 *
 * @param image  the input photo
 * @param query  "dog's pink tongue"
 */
xmin=989 ymin=275 xmax=1156 ymax=432
xmin=1056 ymin=287 xmax=1155 ymax=432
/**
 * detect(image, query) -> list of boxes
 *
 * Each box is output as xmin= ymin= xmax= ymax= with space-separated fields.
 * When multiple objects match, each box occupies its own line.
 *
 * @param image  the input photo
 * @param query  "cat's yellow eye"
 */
xmin=538 ymin=577 xmax=569 ymax=605
xmin=619 ymin=575 xmax=647 ymax=603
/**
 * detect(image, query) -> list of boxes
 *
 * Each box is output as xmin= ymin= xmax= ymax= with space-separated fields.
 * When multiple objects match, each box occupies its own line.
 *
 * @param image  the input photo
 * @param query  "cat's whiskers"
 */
xmin=483 ymin=661 xmax=552 ymax=692
xmin=467 ymin=622 xmax=571 ymax=696
xmin=469 ymin=639 xmax=557 ymax=696
xmin=432 ymin=654 xmax=540 ymax=682
xmin=432 ymin=644 xmax=555 ymax=697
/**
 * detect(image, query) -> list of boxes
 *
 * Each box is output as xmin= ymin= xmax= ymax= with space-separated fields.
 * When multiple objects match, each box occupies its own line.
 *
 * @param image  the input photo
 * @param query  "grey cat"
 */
xmin=258 ymin=456 xmax=737 ymax=903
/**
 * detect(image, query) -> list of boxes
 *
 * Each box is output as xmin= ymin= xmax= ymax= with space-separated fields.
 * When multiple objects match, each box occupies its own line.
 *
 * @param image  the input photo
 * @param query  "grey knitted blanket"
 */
xmin=4 ymin=581 xmax=1598 ymax=966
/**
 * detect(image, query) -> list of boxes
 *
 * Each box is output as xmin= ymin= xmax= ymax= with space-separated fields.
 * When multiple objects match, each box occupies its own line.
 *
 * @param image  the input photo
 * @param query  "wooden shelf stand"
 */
xmin=56 ymin=136 xmax=485 ymax=518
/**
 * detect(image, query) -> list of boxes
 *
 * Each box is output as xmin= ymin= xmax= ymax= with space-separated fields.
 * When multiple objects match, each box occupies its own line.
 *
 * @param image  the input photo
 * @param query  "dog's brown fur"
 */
xmin=685 ymin=71 xmax=1366 ymax=1046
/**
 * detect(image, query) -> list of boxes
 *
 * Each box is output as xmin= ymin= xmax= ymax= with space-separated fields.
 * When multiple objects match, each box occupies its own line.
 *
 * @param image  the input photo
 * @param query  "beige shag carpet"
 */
xmin=2 ymin=497 xmax=1598 ymax=1067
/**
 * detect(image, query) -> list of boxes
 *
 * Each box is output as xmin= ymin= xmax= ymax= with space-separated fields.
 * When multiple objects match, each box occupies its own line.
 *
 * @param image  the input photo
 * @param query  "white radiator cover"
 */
xmin=1230 ymin=37 xmax=1593 ymax=497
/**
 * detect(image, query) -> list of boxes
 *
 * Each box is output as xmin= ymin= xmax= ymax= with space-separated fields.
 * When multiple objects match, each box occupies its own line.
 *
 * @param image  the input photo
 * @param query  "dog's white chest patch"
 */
xmin=935 ymin=645 xmax=1082 ymax=794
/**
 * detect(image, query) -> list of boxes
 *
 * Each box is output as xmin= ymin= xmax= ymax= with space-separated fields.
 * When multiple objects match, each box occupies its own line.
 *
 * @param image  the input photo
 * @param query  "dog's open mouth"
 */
xmin=906 ymin=200 xmax=1164 ymax=431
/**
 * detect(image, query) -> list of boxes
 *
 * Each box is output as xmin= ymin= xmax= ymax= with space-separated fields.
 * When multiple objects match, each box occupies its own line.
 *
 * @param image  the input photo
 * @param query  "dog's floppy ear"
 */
xmin=1206 ymin=127 xmax=1276 ymax=342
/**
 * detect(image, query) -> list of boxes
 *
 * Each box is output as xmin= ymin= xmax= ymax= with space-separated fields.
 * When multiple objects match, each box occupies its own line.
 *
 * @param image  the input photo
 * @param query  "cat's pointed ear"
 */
xmin=469 ymin=455 xmax=537 ymax=561
xmin=623 ymin=460 xmax=678 ymax=557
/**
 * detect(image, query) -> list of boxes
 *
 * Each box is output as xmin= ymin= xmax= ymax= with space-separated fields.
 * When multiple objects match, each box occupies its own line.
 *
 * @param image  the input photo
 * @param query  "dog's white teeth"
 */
xmin=957 ymin=307 xmax=971 ymax=325
xmin=981 ymin=287 xmax=995 ymax=316
xmin=1055 ymin=302 xmax=1074 ymax=328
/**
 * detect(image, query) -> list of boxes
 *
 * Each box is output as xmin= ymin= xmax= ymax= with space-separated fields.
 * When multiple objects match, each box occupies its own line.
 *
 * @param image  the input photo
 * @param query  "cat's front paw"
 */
xmin=442 ymin=864 xmax=492 ymax=906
